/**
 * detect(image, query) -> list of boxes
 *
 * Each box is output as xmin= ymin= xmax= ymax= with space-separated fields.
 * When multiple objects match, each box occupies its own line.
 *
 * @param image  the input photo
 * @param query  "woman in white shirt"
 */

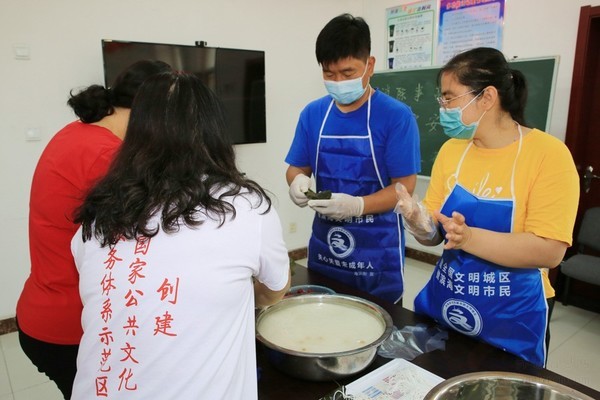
xmin=71 ymin=71 xmax=291 ymax=399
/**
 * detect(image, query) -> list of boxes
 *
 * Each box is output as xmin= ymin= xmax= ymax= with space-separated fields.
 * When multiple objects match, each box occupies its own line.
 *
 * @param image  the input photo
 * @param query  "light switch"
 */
xmin=13 ymin=45 xmax=31 ymax=60
xmin=25 ymin=128 xmax=41 ymax=141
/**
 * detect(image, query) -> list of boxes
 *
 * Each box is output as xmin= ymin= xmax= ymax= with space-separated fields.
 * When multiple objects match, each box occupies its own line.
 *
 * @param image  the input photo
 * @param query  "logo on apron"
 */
xmin=326 ymin=227 xmax=356 ymax=258
xmin=442 ymin=299 xmax=483 ymax=336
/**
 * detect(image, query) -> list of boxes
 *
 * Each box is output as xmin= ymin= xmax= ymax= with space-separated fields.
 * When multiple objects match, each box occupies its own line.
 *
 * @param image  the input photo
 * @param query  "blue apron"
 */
xmin=308 ymin=92 xmax=405 ymax=304
xmin=414 ymin=127 xmax=548 ymax=366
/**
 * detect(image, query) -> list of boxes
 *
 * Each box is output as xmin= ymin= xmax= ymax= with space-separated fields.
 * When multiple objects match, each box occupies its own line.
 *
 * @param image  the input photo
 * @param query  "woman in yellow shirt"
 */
xmin=396 ymin=47 xmax=579 ymax=367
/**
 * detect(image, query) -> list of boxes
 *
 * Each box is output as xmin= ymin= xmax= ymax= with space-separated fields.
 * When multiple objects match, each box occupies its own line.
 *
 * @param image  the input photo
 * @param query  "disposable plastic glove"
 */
xmin=394 ymin=183 xmax=437 ymax=241
xmin=289 ymin=174 xmax=312 ymax=207
xmin=308 ymin=193 xmax=364 ymax=221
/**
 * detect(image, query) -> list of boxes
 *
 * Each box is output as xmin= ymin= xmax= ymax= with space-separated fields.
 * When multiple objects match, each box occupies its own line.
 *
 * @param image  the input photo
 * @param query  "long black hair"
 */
xmin=67 ymin=60 xmax=172 ymax=123
xmin=439 ymin=47 xmax=528 ymax=126
xmin=75 ymin=71 xmax=271 ymax=247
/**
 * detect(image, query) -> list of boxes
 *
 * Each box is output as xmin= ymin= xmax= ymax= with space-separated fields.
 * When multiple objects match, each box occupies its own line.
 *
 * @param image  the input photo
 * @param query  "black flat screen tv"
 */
xmin=102 ymin=39 xmax=266 ymax=145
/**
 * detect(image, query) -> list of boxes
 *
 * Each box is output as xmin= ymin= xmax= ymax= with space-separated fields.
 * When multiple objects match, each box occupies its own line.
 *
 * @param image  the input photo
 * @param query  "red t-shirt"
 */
xmin=16 ymin=121 xmax=121 ymax=344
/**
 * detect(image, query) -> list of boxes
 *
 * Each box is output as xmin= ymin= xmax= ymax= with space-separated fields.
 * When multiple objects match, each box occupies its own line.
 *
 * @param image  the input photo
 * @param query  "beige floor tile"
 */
xmin=548 ymin=302 xmax=598 ymax=351
xmin=294 ymin=258 xmax=307 ymax=267
xmin=0 ymin=333 xmax=48 ymax=392
xmin=0 ymin=346 xmax=12 ymax=396
xmin=403 ymin=258 xmax=433 ymax=311
xmin=547 ymin=314 xmax=600 ymax=392
xmin=12 ymin=381 xmax=62 ymax=400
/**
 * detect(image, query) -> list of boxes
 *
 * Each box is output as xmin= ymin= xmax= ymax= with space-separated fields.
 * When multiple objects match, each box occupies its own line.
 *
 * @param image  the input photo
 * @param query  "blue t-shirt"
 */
xmin=285 ymin=90 xmax=420 ymax=183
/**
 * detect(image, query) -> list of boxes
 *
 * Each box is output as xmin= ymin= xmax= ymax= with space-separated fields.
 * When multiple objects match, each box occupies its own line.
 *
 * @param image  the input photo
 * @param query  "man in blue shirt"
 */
xmin=285 ymin=13 xmax=421 ymax=303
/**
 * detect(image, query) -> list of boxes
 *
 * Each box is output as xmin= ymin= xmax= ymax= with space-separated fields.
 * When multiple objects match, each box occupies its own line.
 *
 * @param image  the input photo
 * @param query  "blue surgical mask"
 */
xmin=323 ymin=63 xmax=369 ymax=105
xmin=439 ymin=94 xmax=486 ymax=140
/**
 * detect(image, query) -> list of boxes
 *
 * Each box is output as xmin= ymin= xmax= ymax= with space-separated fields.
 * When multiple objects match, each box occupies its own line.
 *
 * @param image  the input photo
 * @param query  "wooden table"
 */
xmin=257 ymin=264 xmax=600 ymax=399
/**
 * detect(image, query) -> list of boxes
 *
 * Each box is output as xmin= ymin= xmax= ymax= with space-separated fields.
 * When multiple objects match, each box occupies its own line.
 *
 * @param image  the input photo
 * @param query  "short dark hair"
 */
xmin=316 ymin=13 xmax=371 ymax=67
xmin=76 ymin=71 xmax=271 ymax=247
xmin=439 ymin=47 xmax=528 ymax=126
xmin=67 ymin=60 xmax=172 ymax=123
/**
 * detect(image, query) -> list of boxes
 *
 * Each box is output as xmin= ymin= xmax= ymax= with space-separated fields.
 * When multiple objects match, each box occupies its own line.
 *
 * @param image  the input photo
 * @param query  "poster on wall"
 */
xmin=386 ymin=0 xmax=436 ymax=70
xmin=437 ymin=0 xmax=505 ymax=65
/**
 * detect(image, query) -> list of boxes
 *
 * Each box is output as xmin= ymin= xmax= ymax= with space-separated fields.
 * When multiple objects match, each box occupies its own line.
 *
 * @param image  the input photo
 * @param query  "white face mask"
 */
xmin=323 ymin=62 xmax=369 ymax=105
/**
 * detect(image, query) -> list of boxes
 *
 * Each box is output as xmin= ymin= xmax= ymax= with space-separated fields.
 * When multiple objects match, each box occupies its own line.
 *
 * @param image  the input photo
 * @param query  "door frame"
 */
xmin=564 ymin=4 xmax=600 ymax=224
xmin=559 ymin=4 xmax=600 ymax=309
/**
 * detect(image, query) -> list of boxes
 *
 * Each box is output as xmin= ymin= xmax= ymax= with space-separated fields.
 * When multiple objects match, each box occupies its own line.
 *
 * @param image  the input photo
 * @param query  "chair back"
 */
xmin=577 ymin=207 xmax=600 ymax=252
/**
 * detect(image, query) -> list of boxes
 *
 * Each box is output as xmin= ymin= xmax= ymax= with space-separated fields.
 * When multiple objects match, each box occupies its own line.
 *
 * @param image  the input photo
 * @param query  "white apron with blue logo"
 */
xmin=414 ymin=127 xmax=548 ymax=366
xmin=308 ymin=92 xmax=405 ymax=304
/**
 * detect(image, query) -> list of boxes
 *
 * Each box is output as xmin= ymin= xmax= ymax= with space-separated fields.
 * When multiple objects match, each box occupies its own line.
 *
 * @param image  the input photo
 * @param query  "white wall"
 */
xmin=0 ymin=0 xmax=596 ymax=319
xmin=0 ymin=0 xmax=362 ymax=320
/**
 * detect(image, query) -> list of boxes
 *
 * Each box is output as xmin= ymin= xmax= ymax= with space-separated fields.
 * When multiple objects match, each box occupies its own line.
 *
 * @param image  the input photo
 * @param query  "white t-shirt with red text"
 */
xmin=71 ymin=194 xmax=289 ymax=399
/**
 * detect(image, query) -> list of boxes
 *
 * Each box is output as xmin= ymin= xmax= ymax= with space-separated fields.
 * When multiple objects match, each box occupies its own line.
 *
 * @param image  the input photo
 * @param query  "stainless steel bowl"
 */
xmin=286 ymin=284 xmax=336 ymax=296
xmin=256 ymin=294 xmax=393 ymax=381
xmin=424 ymin=371 xmax=595 ymax=400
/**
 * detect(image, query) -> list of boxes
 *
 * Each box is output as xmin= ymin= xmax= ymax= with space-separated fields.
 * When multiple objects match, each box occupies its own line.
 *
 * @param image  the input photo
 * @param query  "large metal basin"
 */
xmin=256 ymin=294 xmax=393 ymax=381
xmin=424 ymin=371 xmax=595 ymax=400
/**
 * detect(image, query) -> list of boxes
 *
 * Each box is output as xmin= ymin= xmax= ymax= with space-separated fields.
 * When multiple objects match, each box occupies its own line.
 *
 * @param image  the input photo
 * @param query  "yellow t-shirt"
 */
xmin=423 ymin=129 xmax=579 ymax=298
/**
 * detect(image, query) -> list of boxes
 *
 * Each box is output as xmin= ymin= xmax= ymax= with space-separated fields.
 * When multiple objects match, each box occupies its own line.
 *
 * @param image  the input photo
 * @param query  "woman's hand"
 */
xmin=435 ymin=211 xmax=568 ymax=269
xmin=394 ymin=183 xmax=439 ymax=243
xmin=434 ymin=210 xmax=472 ymax=250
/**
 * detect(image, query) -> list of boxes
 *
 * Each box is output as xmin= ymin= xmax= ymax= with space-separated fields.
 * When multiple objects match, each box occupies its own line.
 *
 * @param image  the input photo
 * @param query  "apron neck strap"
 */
xmin=454 ymin=121 xmax=523 ymax=199
xmin=315 ymin=89 xmax=375 ymax=180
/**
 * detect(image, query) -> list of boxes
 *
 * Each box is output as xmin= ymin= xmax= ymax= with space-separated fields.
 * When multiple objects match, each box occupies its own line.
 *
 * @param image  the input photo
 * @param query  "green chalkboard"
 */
xmin=371 ymin=57 xmax=558 ymax=176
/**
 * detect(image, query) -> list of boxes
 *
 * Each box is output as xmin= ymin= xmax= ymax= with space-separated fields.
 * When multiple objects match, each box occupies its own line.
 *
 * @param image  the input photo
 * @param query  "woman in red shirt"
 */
xmin=16 ymin=60 xmax=171 ymax=399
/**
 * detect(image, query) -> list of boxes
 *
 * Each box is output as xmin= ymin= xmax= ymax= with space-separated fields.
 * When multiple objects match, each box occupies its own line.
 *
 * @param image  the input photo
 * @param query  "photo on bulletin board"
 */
xmin=386 ymin=0 xmax=437 ymax=70
xmin=371 ymin=56 xmax=558 ymax=177
xmin=438 ymin=0 xmax=505 ymax=65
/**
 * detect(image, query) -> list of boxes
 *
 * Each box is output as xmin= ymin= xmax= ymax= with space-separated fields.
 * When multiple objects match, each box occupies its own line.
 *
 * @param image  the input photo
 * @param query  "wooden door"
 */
xmin=560 ymin=5 xmax=600 ymax=310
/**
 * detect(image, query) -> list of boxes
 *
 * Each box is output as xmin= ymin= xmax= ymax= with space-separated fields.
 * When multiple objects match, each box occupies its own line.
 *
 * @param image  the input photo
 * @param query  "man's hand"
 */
xmin=289 ymin=174 xmax=312 ymax=207
xmin=308 ymin=193 xmax=364 ymax=220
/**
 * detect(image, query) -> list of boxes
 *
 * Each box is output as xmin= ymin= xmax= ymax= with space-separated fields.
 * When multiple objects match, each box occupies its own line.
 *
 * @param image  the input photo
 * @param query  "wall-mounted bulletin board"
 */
xmin=371 ymin=56 xmax=559 ymax=176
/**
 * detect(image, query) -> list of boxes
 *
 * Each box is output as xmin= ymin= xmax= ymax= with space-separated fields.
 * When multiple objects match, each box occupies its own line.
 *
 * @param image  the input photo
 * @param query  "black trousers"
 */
xmin=16 ymin=318 xmax=78 ymax=400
